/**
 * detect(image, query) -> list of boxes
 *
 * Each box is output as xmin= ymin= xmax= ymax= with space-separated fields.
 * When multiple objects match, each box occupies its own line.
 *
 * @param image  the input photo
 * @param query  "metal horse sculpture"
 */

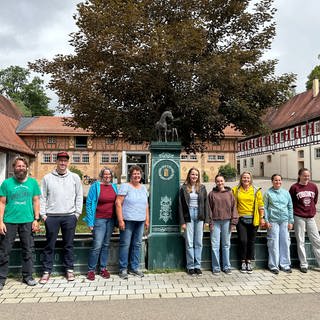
xmin=155 ymin=111 xmax=175 ymax=142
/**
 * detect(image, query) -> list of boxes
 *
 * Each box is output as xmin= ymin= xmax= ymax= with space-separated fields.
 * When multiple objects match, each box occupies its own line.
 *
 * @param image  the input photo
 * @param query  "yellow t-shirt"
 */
xmin=232 ymin=185 xmax=264 ymax=217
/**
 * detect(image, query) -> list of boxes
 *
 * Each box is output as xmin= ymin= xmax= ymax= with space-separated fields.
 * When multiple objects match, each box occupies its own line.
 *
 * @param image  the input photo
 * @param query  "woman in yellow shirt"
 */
xmin=232 ymin=172 xmax=264 ymax=273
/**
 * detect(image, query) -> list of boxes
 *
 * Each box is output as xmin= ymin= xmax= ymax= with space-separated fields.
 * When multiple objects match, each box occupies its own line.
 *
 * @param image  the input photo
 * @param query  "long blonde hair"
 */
xmin=184 ymin=167 xmax=201 ymax=193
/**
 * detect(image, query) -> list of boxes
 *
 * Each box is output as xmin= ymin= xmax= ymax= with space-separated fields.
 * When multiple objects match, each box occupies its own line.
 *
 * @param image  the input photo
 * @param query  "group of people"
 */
xmin=1 ymin=154 xmax=320 ymax=291
xmin=0 ymin=152 xmax=148 ymax=290
xmin=179 ymin=167 xmax=320 ymax=276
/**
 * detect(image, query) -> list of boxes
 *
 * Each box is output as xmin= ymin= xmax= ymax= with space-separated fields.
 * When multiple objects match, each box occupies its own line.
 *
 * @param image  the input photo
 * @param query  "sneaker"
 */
xmin=23 ymin=278 xmax=37 ymax=286
xmin=129 ymin=269 xmax=144 ymax=278
xmin=240 ymin=262 xmax=247 ymax=273
xmin=212 ymin=270 xmax=220 ymax=276
xmin=0 ymin=283 xmax=3 ymax=291
xmin=300 ymin=267 xmax=308 ymax=273
xmin=283 ymin=268 xmax=292 ymax=273
xmin=187 ymin=269 xmax=195 ymax=276
xmin=270 ymin=268 xmax=279 ymax=275
xmin=119 ymin=270 xmax=128 ymax=279
xmin=100 ymin=269 xmax=110 ymax=279
xmin=39 ymin=272 xmax=50 ymax=284
xmin=195 ymin=268 xmax=202 ymax=276
xmin=66 ymin=271 xmax=75 ymax=281
xmin=224 ymin=269 xmax=232 ymax=275
xmin=86 ymin=270 xmax=95 ymax=281
xmin=246 ymin=262 xmax=253 ymax=274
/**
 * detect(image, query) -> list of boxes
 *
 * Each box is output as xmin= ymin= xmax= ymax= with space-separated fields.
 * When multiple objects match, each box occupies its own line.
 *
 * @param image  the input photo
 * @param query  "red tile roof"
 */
xmin=0 ymin=113 xmax=34 ymax=155
xmin=0 ymin=95 xmax=22 ymax=120
xmin=17 ymin=116 xmax=90 ymax=135
xmin=264 ymin=89 xmax=320 ymax=130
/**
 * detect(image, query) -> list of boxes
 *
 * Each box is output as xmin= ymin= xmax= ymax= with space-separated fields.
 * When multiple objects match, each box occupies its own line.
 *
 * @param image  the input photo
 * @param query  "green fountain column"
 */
xmin=148 ymin=141 xmax=185 ymax=269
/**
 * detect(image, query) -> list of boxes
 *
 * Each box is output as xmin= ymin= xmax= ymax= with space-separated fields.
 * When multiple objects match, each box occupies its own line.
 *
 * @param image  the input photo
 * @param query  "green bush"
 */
xmin=69 ymin=165 xmax=83 ymax=180
xmin=218 ymin=163 xmax=237 ymax=181
xmin=202 ymin=171 xmax=209 ymax=182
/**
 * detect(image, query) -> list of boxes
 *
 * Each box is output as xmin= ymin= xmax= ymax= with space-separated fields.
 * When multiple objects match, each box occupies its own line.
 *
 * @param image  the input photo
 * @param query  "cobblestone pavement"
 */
xmin=1 ymin=268 xmax=320 ymax=304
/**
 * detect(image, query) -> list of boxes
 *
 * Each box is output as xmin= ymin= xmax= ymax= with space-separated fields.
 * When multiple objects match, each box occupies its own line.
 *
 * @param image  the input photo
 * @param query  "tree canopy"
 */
xmin=30 ymin=0 xmax=295 ymax=151
xmin=306 ymin=65 xmax=320 ymax=90
xmin=0 ymin=66 xmax=53 ymax=116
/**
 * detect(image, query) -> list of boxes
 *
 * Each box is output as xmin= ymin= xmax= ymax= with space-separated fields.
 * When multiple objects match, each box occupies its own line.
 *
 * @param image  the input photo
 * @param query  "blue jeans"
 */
xmin=267 ymin=221 xmax=291 ymax=270
xmin=88 ymin=218 xmax=114 ymax=271
xmin=210 ymin=220 xmax=231 ymax=272
xmin=119 ymin=220 xmax=145 ymax=272
xmin=185 ymin=207 xmax=204 ymax=270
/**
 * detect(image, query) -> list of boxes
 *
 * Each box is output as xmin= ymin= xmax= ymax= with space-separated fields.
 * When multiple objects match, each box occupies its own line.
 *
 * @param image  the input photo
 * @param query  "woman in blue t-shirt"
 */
xmin=116 ymin=165 xmax=149 ymax=279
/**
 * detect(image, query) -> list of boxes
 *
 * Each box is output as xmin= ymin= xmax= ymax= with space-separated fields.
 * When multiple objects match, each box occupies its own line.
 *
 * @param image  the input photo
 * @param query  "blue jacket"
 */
xmin=263 ymin=187 xmax=294 ymax=224
xmin=83 ymin=181 xmax=118 ymax=227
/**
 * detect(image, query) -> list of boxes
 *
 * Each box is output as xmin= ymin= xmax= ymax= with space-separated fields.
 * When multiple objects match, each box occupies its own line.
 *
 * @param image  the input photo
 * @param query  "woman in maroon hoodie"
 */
xmin=289 ymin=168 xmax=320 ymax=273
xmin=208 ymin=174 xmax=238 ymax=275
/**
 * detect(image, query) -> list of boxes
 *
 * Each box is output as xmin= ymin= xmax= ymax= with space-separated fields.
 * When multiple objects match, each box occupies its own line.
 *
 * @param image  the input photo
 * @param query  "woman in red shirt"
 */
xmin=84 ymin=167 xmax=118 ymax=280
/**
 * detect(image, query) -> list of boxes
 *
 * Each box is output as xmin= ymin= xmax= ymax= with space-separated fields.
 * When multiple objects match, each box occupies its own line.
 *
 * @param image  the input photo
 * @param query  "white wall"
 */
xmin=0 ymin=152 xmax=6 ymax=183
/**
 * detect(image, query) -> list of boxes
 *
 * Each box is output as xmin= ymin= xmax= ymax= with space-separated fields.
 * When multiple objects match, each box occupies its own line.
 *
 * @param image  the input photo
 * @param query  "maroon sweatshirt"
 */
xmin=289 ymin=182 xmax=318 ymax=218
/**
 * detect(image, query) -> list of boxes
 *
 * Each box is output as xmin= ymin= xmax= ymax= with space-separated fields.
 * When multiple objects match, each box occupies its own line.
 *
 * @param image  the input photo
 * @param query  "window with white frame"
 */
xmin=101 ymin=154 xmax=110 ymax=163
xmin=42 ymin=153 xmax=57 ymax=163
xmin=290 ymin=128 xmax=295 ymax=140
xmin=298 ymin=150 xmax=304 ymax=158
xmin=180 ymin=154 xmax=197 ymax=161
xmin=301 ymin=125 xmax=307 ymax=137
xmin=47 ymin=136 xmax=56 ymax=144
xmin=267 ymin=155 xmax=272 ymax=163
xmin=250 ymin=158 xmax=254 ymax=167
xmin=315 ymin=121 xmax=320 ymax=134
xmin=110 ymin=153 xmax=119 ymax=163
xmin=72 ymin=154 xmax=81 ymax=163
xmin=280 ymin=131 xmax=285 ymax=142
xmin=43 ymin=153 xmax=51 ymax=163
xmin=315 ymin=148 xmax=320 ymax=159
xmin=82 ymin=153 xmax=90 ymax=163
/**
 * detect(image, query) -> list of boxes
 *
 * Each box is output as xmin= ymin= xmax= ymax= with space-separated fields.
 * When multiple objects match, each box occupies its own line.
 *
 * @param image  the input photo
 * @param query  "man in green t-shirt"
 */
xmin=0 ymin=156 xmax=41 ymax=290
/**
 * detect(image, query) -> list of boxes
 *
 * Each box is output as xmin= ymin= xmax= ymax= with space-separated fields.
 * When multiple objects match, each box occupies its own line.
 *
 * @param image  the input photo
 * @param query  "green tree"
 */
xmin=30 ymin=0 xmax=295 ymax=151
xmin=0 ymin=66 xmax=53 ymax=116
xmin=306 ymin=65 xmax=320 ymax=90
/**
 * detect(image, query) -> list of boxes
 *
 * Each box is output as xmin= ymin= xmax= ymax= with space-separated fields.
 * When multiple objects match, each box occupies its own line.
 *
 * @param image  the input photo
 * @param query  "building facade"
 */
xmin=237 ymin=79 xmax=320 ymax=180
xmin=15 ymin=116 xmax=242 ymax=183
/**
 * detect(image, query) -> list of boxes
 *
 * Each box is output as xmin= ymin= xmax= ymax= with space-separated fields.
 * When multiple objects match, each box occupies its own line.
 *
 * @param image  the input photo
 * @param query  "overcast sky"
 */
xmin=0 ymin=0 xmax=319 ymax=112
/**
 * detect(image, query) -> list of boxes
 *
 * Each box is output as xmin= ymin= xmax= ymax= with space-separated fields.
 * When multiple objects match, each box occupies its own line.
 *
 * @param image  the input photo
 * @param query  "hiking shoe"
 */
xmin=119 ymin=270 xmax=128 ymax=279
xmin=100 ymin=268 xmax=110 ymax=279
xmin=66 ymin=271 xmax=75 ymax=281
xmin=246 ymin=262 xmax=253 ymax=274
xmin=129 ymin=269 xmax=144 ymax=278
xmin=195 ymin=268 xmax=202 ymax=276
xmin=23 ymin=278 xmax=37 ymax=286
xmin=187 ymin=269 xmax=195 ymax=276
xmin=86 ymin=271 xmax=95 ymax=281
xmin=224 ymin=269 xmax=232 ymax=275
xmin=240 ymin=262 xmax=247 ymax=273
xmin=212 ymin=270 xmax=220 ymax=276
xmin=270 ymin=268 xmax=279 ymax=275
xmin=300 ymin=267 xmax=308 ymax=273
xmin=39 ymin=272 xmax=50 ymax=284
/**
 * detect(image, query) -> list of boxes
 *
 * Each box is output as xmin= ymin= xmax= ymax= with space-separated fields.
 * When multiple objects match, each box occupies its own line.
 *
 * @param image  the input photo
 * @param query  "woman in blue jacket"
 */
xmin=264 ymin=174 xmax=293 ymax=274
xmin=84 ymin=167 xmax=118 ymax=280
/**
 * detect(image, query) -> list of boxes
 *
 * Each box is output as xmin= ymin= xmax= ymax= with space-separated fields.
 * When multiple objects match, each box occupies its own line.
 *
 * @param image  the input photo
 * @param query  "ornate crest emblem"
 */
xmin=158 ymin=164 xmax=175 ymax=181
xmin=159 ymin=196 xmax=172 ymax=223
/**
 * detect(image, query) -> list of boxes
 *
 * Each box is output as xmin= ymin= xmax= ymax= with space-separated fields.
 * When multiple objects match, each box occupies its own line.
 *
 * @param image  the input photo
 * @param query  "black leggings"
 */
xmin=236 ymin=219 xmax=258 ymax=261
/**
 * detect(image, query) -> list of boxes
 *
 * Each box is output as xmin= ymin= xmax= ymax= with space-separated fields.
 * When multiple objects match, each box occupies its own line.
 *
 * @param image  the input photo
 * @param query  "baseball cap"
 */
xmin=56 ymin=151 xmax=70 ymax=159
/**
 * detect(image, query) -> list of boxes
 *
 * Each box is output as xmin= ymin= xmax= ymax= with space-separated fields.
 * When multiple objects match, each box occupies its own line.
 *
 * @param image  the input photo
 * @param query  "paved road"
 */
xmin=1 ymin=293 xmax=320 ymax=320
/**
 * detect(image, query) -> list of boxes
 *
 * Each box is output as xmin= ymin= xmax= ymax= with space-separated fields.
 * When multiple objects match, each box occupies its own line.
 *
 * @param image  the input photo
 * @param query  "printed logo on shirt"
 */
xmin=296 ymin=190 xmax=315 ymax=207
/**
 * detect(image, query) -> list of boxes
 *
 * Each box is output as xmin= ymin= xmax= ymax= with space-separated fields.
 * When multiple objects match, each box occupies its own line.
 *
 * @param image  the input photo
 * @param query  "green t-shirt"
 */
xmin=0 ymin=177 xmax=41 ymax=223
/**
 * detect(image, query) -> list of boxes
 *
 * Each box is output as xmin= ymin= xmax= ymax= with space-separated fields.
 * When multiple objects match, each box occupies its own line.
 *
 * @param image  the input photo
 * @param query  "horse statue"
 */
xmin=155 ymin=111 xmax=174 ymax=142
